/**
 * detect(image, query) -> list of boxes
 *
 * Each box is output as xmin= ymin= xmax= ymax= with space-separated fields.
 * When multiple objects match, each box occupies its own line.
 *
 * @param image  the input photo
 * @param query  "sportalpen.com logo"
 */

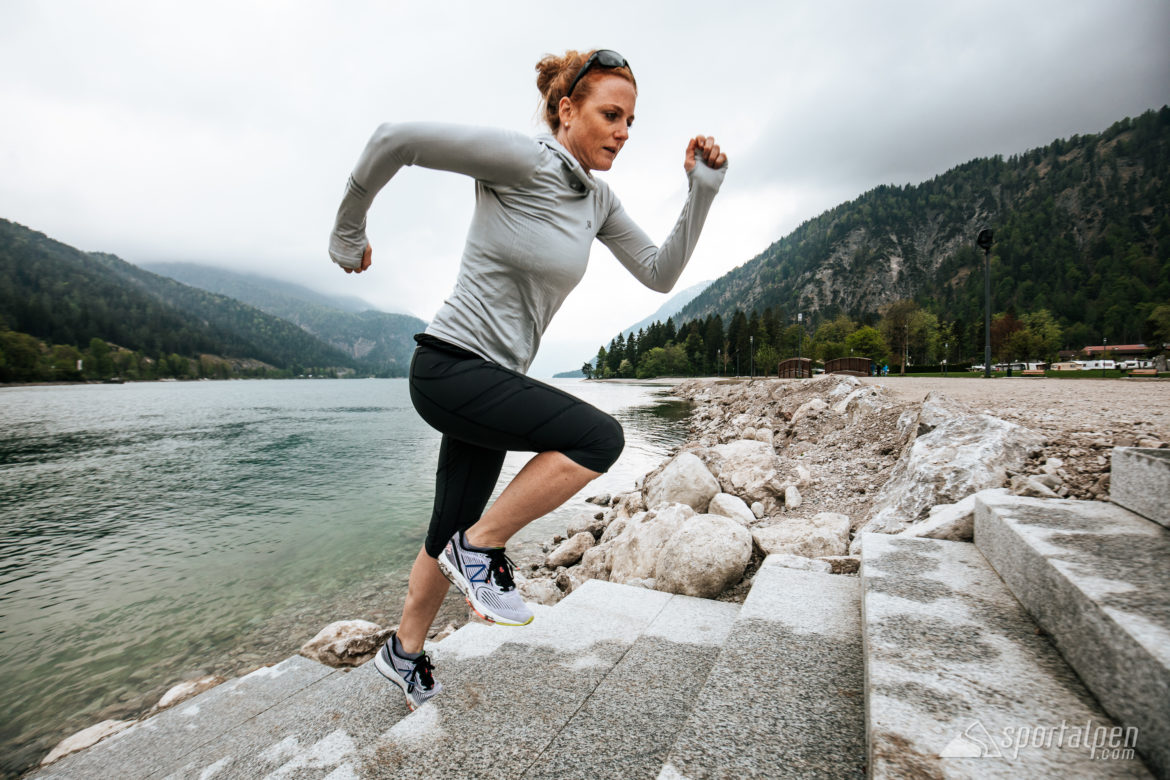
xmin=940 ymin=719 xmax=1139 ymax=761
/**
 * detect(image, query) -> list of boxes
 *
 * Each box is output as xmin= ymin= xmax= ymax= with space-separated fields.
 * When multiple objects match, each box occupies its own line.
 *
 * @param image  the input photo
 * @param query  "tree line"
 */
xmin=0 ymin=330 xmax=345 ymax=383
xmin=671 ymin=108 xmax=1170 ymax=358
xmin=583 ymin=301 xmax=1170 ymax=379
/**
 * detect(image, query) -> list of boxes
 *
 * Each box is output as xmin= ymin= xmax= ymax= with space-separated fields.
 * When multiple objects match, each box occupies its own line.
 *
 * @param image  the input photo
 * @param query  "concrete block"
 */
xmin=659 ymin=558 xmax=865 ymax=778
xmin=30 ymin=656 xmax=337 ymax=779
xmin=525 ymin=595 xmax=740 ymax=779
xmin=863 ymin=532 xmax=1151 ymax=779
xmin=1112 ymin=447 xmax=1170 ymax=528
xmin=975 ymin=492 xmax=1170 ymax=777
xmin=349 ymin=580 xmax=678 ymax=778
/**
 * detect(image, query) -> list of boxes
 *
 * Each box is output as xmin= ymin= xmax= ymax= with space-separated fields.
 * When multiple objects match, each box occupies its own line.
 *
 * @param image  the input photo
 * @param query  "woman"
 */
xmin=328 ymin=49 xmax=727 ymax=710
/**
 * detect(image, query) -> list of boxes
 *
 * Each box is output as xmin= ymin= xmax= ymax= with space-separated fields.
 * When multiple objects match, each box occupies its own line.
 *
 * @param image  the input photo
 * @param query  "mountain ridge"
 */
xmin=675 ymin=107 xmax=1169 ymax=347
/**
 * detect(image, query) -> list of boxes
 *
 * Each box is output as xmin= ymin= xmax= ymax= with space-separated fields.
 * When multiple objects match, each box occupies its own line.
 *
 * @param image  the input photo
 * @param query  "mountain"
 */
xmin=551 ymin=279 xmax=712 ymax=378
xmin=139 ymin=262 xmax=393 ymax=315
xmin=0 ymin=219 xmax=356 ymax=372
xmin=620 ymin=279 xmax=712 ymax=338
xmin=141 ymin=262 xmax=426 ymax=376
xmin=676 ymin=107 xmax=1170 ymax=346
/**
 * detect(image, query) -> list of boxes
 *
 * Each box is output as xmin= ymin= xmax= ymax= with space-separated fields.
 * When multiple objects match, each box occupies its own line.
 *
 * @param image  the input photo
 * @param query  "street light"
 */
xmin=749 ymin=335 xmax=754 ymax=378
xmin=977 ymin=228 xmax=994 ymax=378
xmin=717 ymin=348 xmax=721 ymax=378
xmin=944 ymin=341 xmax=948 ymax=377
xmin=797 ymin=312 xmax=803 ymax=377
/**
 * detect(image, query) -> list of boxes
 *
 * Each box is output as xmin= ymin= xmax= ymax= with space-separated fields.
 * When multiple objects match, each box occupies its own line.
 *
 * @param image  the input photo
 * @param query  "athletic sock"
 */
xmin=460 ymin=529 xmax=503 ymax=552
xmin=393 ymin=632 xmax=423 ymax=660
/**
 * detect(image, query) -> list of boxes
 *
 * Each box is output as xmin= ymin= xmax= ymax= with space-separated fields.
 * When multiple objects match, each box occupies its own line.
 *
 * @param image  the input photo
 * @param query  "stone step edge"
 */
xmin=973 ymin=492 xmax=1170 ymax=778
xmin=1111 ymin=446 xmax=1170 ymax=528
xmin=860 ymin=532 xmax=1153 ymax=779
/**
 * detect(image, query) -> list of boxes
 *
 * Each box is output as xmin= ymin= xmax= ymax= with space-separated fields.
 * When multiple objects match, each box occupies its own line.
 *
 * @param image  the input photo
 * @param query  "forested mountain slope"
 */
xmin=679 ymin=108 xmax=1170 ymax=347
xmin=142 ymin=262 xmax=425 ymax=376
xmin=0 ymin=220 xmax=355 ymax=373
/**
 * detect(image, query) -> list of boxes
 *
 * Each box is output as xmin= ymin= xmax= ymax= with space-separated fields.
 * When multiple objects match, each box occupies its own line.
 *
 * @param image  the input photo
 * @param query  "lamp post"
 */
xmin=717 ymin=348 xmax=721 ymax=378
xmin=1102 ymin=336 xmax=1108 ymax=378
xmin=944 ymin=341 xmax=948 ymax=377
xmin=797 ymin=312 xmax=803 ymax=377
xmin=749 ymin=335 xmax=754 ymax=379
xmin=977 ymin=228 xmax=994 ymax=378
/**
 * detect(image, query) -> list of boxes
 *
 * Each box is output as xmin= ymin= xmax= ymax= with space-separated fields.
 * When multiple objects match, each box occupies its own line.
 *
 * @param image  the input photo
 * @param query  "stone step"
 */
xmin=1111 ymin=446 xmax=1170 ymax=529
xmin=862 ymin=532 xmax=1151 ymax=778
xmin=523 ymin=593 xmax=740 ymax=780
xmin=974 ymin=491 xmax=1170 ymax=778
xmin=140 ymin=582 xmax=666 ymax=780
xmin=658 ymin=556 xmax=866 ymax=779
xmin=30 ymin=655 xmax=337 ymax=779
xmin=346 ymin=579 xmax=683 ymax=778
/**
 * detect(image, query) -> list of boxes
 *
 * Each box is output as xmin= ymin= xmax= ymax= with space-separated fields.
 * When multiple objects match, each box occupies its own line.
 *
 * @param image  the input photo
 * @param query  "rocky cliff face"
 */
xmin=678 ymin=108 xmax=1169 ymax=332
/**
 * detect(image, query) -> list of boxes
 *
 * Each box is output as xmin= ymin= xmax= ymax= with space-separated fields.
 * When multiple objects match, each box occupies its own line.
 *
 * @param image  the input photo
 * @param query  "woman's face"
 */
xmin=558 ymin=74 xmax=637 ymax=172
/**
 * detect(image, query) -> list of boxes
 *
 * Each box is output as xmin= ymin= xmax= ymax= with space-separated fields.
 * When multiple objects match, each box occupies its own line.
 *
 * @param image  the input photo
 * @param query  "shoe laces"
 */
xmin=409 ymin=653 xmax=436 ymax=690
xmin=486 ymin=548 xmax=517 ymax=592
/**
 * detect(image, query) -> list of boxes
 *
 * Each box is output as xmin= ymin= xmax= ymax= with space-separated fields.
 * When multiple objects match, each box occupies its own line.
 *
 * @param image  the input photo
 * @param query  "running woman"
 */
xmin=328 ymin=49 xmax=727 ymax=710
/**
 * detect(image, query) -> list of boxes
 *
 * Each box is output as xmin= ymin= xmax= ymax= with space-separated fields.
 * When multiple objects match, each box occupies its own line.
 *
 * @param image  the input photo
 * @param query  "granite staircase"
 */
xmin=32 ymin=447 xmax=1168 ymax=779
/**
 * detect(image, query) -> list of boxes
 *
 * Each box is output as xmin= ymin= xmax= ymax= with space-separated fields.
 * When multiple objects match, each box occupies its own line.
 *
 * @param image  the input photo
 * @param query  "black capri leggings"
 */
xmin=408 ymin=334 xmax=624 ymax=558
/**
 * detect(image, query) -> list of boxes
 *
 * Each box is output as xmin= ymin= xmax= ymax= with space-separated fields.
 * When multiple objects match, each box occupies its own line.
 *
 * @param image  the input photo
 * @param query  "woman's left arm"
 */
xmin=597 ymin=135 xmax=728 ymax=293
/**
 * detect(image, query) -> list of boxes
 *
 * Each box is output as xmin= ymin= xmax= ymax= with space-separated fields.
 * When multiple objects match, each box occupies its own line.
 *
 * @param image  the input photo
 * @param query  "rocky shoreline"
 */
xmin=516 ymin=374 xmax=1168 ymax=607
xmin=37 ymin=374 xmax=1169 ymax=770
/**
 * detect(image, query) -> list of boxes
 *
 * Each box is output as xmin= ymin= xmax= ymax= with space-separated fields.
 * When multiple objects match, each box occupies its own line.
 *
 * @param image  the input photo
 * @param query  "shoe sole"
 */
xmin=374 ymin=649 xmax=422 ymax=712
xmin=437 ymin=550 xmax=534 ymax=627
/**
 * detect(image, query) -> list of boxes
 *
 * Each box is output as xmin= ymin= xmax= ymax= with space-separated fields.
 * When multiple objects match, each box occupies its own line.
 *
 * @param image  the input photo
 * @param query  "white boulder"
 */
xmin=784 ymin=485 xmax=803 ymax=509
xmin=753 ymin=512 xmax=851 ymax=558
xmin=790 ymin=398 xmax=829 ymax=425
xmin=642 ymin=452 xmax=721 ymax=512
xmin=842 ymin=387 xmax=887 ymax=424
xmin=545 ymin=531 xmax=595 ymax=568
xmin=702 ymin=439 xmax=786 ymax=504
xmin=896 ymin=489 xmax=1007 ymax=542
xmin=41 ymin=720 xmax=135 ymax=766
xmin=852 ymin=392 xmax=1044 ymax=551
xmin=707 ymin=492 xmax=756 ymax=524
xmin=517 ymin=575 xmax=562 ymax=606
xmin=299 ymin=619 xmax=391 ymax=667
xmin=607 ymin=503 xmax=696 ymax=583
xmin=566 ymin=511 xmax=607 ymax=539
xmin=655 ymin=514 xmax=752 ymax=598
xmin=153 ymin=675 xmax=226 ymax=712
xmin=1010 ymin=475 xmax=1060 ymax=499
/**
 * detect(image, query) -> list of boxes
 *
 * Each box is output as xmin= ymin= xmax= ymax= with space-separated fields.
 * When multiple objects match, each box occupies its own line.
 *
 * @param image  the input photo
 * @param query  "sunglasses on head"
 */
xmin=566 ymin=49 xmax=633 ymax=98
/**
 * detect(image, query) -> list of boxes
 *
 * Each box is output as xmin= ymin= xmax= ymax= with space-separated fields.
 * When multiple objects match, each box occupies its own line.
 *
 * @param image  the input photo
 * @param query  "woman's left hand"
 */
xmin=685 ymin=135 xmax=727 ymax=173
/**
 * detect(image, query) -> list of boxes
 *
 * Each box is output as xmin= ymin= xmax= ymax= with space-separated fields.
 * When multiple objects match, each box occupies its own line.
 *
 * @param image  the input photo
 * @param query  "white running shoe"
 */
xmin=437 ymin=530 xmax=534 ymax=626
xmin=374 ymin=631 xmax=441 ymax=711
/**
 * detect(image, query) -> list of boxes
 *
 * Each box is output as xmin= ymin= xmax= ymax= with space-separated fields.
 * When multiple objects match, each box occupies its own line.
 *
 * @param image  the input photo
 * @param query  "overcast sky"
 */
xmin=2 ymin=1 xmax=1167 ymax=376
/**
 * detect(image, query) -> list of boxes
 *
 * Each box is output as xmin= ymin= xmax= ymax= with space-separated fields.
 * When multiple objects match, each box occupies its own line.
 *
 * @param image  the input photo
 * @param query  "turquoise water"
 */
xmin=0 ymin=378 xmax=688 ymax=776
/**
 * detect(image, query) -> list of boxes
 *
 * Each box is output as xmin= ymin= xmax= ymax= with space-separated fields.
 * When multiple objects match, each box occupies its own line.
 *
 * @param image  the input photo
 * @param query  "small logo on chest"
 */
xmin=587 ymin=220 xmax=592 ymax=229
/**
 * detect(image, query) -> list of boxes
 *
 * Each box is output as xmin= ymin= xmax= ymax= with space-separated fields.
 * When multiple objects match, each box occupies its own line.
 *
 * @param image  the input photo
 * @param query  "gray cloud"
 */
xmin=1 ymin=0 xmax=1166 ymax=376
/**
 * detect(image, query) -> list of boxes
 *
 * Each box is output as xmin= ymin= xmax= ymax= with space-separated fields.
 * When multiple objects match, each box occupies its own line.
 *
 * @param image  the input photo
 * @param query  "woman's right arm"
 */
xmin=329 ymin=123 xmax=541 ymax=270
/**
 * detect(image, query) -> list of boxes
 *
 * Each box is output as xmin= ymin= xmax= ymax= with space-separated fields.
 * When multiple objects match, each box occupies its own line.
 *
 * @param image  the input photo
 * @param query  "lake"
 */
xmin=0 ymin=377 xmax=688 ymax=777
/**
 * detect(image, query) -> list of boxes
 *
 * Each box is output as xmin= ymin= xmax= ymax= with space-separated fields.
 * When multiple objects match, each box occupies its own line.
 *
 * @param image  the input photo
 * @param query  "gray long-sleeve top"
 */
xmin=329 ymin=122 xmax=726 ymax=374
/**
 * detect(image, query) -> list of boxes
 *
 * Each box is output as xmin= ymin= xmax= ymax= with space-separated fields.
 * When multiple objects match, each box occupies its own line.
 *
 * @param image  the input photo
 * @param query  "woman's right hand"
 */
xmin=685 ymin=135 xmax=727 ymax=173
xmin=344 ymin=244 xmax=373 ymax=274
